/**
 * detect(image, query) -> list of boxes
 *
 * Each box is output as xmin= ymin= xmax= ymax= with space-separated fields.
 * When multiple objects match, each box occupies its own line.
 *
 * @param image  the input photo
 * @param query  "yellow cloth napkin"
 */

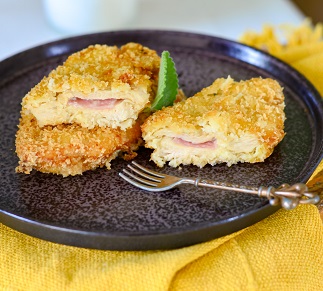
xmin=1 ymin=20 xmax=323 ymax=290
xmin=1 ymin=205 xmax=322 ymax=291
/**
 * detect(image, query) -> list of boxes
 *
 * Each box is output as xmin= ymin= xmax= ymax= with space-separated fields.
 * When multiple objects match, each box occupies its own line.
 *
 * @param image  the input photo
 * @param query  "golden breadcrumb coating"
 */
xmin=142 ymin=76 xmax=286 ymax=168
xmin=16 ymin=113 xmax=142 ymax=177
xmin=22 ymin=43 xmax=160 ymax=130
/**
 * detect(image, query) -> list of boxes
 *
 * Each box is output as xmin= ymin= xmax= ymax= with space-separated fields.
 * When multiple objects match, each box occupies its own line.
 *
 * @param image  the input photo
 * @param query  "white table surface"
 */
xmin=0 ymin=0 xmax=304 ymax=61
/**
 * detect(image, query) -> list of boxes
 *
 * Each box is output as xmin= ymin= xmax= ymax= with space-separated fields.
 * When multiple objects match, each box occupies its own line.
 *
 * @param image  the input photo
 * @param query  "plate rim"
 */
xmin=0 ymin=203 xmax=280 ymax=250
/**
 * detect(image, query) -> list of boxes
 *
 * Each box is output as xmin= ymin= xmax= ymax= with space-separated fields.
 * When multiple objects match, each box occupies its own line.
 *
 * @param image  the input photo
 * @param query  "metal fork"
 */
xmin=119 ymin=161 xmax=320 ymax=210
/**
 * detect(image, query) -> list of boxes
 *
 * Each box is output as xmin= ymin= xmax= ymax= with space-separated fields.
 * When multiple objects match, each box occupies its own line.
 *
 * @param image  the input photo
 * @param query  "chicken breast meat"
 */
xmin=141 ymin=76 xmax=286 ymax=168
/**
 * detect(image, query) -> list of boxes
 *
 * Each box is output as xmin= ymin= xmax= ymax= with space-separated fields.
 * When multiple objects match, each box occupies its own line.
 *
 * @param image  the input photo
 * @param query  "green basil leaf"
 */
xmin=150 ymin=51 xmax=178 ymax=111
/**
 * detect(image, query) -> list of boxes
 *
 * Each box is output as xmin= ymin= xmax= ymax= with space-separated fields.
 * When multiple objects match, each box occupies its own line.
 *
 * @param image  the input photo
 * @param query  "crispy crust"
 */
xmin=22 ymin=43 xmax=160 ymax=129
xmin=142 ymin=76 xmax=286 ymax=168
xmin=15 ymin=113 xmax=142 ymax=177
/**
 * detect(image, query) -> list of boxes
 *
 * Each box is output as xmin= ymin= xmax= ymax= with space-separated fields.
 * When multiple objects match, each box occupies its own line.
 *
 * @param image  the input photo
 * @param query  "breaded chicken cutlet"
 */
xmin=142 ymin=76 xmax=286 ymax=168
xmin=22 ymin=43 xmax=160 ymax=130
xmin=16 ymin=113 xmax=141 ymax=177
xmin=16 ymin=43 xmax=160 ymax=176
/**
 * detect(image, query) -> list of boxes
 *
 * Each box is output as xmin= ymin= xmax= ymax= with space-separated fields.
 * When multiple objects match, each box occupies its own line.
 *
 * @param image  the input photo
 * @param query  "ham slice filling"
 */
xmin=173 ymin=137 xmax=217 ymax=149
xmin=68 ymin=97 xmax=124 ymax=109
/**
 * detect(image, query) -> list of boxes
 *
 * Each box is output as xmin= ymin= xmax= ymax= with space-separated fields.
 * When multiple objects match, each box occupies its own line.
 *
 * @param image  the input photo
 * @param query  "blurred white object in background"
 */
xmin=0 ymin=0 xmax=304 ymax=61
xmin=43 ymin=0 xmax=138 ymax=34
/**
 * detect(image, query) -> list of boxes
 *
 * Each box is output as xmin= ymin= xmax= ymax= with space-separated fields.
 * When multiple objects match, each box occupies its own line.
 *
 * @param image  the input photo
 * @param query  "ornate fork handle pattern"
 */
xmin=195 ymin=179 xmax=319 ymax=210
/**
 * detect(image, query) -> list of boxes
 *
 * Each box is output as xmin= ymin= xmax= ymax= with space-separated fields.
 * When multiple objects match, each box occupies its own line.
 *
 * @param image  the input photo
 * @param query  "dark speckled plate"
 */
xmin=0 ymin=30 xmax=323 ymax=250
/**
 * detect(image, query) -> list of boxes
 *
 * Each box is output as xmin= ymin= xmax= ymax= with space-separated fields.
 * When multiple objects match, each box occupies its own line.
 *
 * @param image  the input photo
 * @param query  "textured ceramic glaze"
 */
xmin=0 ymin=31 xmax=322 ymax=250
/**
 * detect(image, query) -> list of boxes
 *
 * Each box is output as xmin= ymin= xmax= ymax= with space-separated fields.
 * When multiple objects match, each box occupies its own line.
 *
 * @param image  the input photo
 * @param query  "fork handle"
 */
xmin=193 ymin=179 xmax=320 ymax=210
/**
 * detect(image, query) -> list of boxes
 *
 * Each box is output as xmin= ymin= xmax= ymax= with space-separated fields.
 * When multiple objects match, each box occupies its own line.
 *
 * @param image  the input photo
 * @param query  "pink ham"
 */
xmin=173 ymin=137 xmax=217 ymax=149
xmin=68 ymin=97 xmax=123 ymax=109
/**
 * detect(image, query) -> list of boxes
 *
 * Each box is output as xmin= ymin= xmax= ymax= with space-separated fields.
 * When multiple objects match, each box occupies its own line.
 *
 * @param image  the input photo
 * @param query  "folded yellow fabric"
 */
xmin=1 ymin=20 xmax=323 ymax=291
xmin=1 ymin=205 xmax=322 ymax=291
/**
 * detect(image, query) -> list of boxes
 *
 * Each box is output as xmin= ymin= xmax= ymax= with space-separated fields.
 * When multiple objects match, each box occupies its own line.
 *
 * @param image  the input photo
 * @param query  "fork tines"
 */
xmin=119 ymin=161 xmax=164 ymax=191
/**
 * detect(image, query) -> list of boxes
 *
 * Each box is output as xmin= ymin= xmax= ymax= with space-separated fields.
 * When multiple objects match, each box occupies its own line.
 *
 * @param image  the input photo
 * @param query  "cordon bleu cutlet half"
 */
xmin=141 ymin=76 xmax=286 ymax=168
xmin=21 ymin=43 xmax=160 ymax=130
xmin=16 ymin=43 xmax=160 ymax=176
